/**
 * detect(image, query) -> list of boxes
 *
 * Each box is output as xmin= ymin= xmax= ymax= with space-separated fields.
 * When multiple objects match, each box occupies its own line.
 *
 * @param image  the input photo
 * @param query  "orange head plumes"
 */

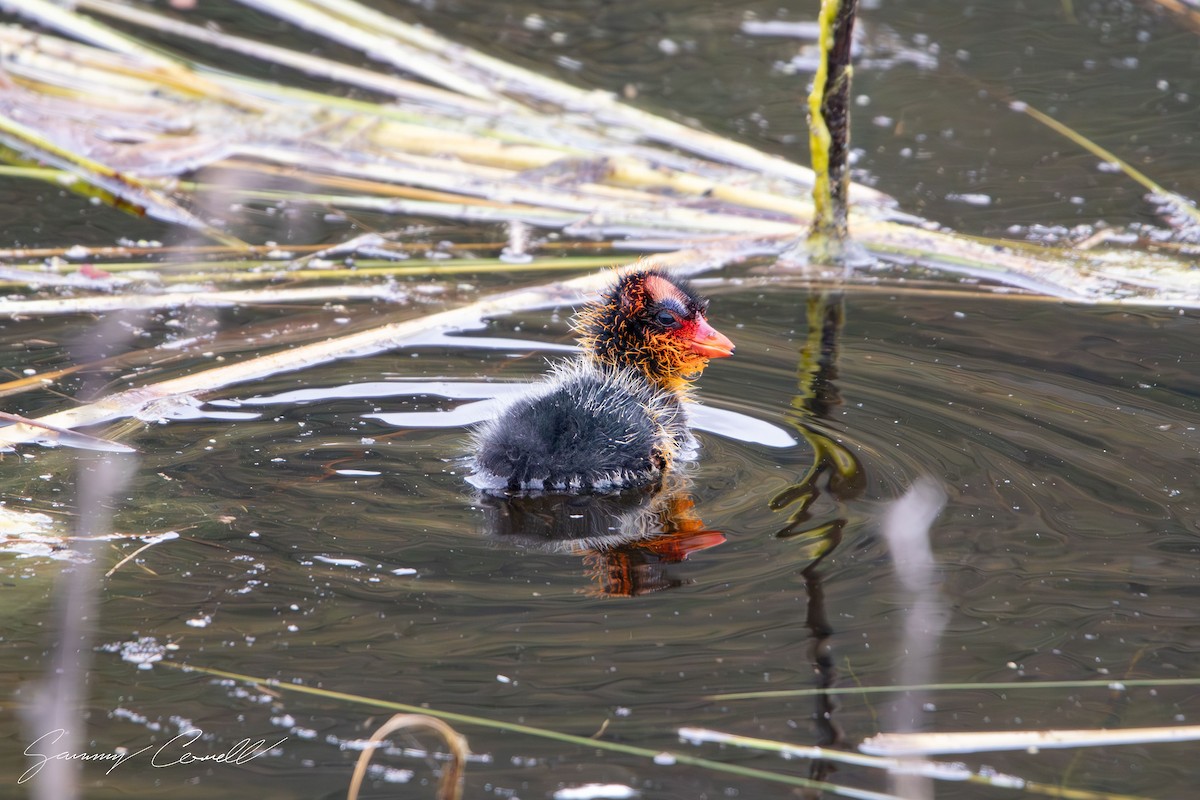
xmin=575 ymin=269 xmax=734 ymax=393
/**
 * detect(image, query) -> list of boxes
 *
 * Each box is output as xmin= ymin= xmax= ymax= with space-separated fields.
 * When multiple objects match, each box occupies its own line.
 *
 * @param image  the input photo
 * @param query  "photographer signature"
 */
xmin=20 ymin=728 xmax=288 ymax=784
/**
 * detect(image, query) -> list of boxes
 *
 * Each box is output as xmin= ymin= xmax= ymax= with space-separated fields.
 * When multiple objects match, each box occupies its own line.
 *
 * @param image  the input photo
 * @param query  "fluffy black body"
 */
xmin=470 ymin=360 xmax=689 ymax=491
xmin=469 ymin=268 xmax=730 ymax=493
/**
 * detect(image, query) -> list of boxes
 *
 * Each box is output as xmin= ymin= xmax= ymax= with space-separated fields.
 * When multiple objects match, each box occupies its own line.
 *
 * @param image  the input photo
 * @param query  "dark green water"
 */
xmin=2 ymin=1 xmax=1199 ymax=798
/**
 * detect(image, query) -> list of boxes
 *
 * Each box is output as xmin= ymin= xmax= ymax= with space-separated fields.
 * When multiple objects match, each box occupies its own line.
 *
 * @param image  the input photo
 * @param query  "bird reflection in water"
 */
xmin=476 ymin=472 xmax=725 ymax=596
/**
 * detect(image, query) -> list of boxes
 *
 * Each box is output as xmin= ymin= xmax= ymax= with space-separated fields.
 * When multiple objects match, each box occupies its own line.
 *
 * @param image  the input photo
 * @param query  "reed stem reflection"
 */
xmin=771 ymin=292 xmax=865 ymax=786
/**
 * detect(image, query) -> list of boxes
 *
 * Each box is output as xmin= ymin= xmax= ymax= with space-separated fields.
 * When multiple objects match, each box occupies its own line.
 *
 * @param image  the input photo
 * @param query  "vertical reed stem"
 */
xmin=807 ymin=0 xmax=858 ymax=259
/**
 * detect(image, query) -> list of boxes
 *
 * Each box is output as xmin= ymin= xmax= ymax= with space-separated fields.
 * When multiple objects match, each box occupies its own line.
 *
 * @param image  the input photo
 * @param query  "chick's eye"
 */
xmin=656 ymin=309 xmax=680 ymax=328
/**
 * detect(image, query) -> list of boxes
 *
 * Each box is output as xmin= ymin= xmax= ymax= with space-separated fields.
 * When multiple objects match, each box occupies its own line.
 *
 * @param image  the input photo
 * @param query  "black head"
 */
xmin=575 ymin=268 xmax=734 ymax=391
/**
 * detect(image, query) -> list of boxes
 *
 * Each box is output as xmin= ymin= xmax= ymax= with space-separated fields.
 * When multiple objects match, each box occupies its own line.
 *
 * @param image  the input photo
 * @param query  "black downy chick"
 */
xmin=469 ymin=268 xmax=734 ymax=491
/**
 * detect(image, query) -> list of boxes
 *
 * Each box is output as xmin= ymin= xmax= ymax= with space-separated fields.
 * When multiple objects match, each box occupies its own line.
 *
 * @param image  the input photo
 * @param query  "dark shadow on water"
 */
xmin=477 ymin=475 xmax=725 ymax=597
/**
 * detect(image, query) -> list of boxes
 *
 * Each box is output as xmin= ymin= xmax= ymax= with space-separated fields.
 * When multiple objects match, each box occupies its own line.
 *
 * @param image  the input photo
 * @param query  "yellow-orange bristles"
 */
xmin=574 ymin=269 xmax=711 ymax=394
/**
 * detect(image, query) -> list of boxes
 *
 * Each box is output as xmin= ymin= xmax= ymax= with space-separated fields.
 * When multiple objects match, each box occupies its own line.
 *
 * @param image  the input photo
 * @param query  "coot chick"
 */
xmin=469 ymin=268 xmax=733 ymax=491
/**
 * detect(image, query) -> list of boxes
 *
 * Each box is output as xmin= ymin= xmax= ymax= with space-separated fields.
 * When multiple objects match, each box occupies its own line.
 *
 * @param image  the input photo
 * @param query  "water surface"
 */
xmin=4 ymin=279 xmax=1199 ymax=797
xmin=2 ymin=1 xmax=1199 ymax=798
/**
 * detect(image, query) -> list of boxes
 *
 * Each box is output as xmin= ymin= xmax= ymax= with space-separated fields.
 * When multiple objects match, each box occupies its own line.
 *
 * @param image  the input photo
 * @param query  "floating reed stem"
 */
xmin=0 ymin=4 xmax=1195 ymax=306
xmin=77 ymin=0 xmax=492 ymax=115
xmin=346 ymin=715 xmax=468 ymax=800
xmin=0 ymin=243 xmax=763 ymax=449
xmin=155 ymin=660 xmax=905 ymax=798
xmin=0 ymin=112 xmax=245 ymax=248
